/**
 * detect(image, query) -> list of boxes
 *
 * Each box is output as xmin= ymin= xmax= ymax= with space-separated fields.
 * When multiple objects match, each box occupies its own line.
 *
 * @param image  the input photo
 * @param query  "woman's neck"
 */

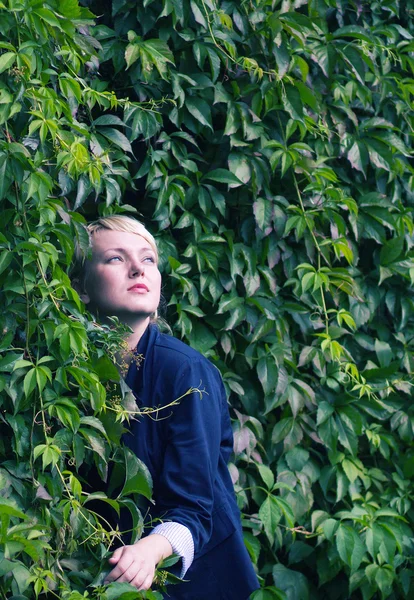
xmin=114 ymin=317 xmax=150 ymax=377
xmin=125 ymin=316 xmax=151 ymax=351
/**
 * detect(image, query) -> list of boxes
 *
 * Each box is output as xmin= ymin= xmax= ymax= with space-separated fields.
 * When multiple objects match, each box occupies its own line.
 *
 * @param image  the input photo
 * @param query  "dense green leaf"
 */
xmin=0 ymin=498 xmax=28 ymax=520
xmin=0 ymin=51 xmax=16 ymax=74
xmin=120 ymin=447 xmax=153 ymax=500
xmin=336 ymin=524 xmax=366 ymax=574
xmin=98 ymin=127 xmax=133 ymax=153
xmin=257 ymin=464 xmax=275 ymax=490
xmin=186 ymin=97 xmax=213 ymax=131
xmin=272 ymin=565 xmax=309 ymax=600
xmin=203 ymin=169 xmax=242 ymax=185
xmin=259 ymin=495 xmax=282 ymax=545
xmin=1 ymin=0 xmax=413 ymax=598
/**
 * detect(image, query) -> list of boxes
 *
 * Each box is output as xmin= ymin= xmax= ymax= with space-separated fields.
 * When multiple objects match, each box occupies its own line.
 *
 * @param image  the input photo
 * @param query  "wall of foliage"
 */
xmin=0 ymin=0 xmax=413 ymax=598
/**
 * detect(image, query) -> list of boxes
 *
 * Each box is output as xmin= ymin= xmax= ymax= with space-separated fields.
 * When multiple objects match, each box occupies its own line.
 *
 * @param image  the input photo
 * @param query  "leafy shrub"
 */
xmin=1 ymin=0 xmax=414 ymax=599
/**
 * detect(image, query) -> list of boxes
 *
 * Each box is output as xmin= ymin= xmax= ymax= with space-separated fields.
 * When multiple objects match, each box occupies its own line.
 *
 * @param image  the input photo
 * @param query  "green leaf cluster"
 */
xmin=0 ymin=1 xmax=168 ymax=598
xmin=1 ymin=0 xmax=414 ymax=598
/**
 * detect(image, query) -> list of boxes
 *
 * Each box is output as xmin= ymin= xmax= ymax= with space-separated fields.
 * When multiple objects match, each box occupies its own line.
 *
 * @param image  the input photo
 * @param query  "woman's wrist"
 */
xmin=150 ymin=522 xmax=195 ymax=576
xmin=143 ymin=533 xmax=173 ymax=564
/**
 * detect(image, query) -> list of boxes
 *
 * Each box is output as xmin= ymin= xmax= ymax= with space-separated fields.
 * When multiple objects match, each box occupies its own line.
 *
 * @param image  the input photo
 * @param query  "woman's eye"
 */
xmin=108 ymin=256 xmax=122 ymax=263
xmin=143 ymin=256 xmax=155 ymax=263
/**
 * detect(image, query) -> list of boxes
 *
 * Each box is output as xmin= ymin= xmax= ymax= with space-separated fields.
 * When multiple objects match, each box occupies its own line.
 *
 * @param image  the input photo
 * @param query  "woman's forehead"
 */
xmin=91 ymin=229 xmax=156 ymax=252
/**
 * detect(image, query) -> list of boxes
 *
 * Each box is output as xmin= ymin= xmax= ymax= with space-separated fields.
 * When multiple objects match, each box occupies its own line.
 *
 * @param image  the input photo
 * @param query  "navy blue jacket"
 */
xmin=123 ymin=324 xmax=259 ymax=600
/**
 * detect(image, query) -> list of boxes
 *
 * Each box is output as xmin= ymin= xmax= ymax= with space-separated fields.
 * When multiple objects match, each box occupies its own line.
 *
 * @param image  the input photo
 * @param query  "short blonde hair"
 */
xmin=72 ymin=215 xmax=158 ymax=279
xmin=87 ymin=215 xmax=158 ymax=261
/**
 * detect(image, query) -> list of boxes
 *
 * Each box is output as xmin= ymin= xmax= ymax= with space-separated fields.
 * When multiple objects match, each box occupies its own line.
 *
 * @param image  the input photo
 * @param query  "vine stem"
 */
xmin=107 ymin=385 xmax=206 ymax=422
xmin=79 ymin=508 xmax=123 ymax=547
xmin=22 ymin=272 xmax=33 ymax=358
xmin=36 ymin=391 xmax=79 ymax=511
xmin=36 ymin=258 xmax=61 ymax=312
xmin=291 ymin=176 xmax=374 ymax=391
xmin=200 ymin=0 xmax=279 ymax=79
xmin=292 ymin=173 xmax=330 ymax=335
xmin=65 ymin=64 xmax=173 ymax=113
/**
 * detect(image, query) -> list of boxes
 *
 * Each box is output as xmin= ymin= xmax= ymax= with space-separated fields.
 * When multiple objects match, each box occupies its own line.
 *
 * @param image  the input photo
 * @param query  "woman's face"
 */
xmin=80 ymin=229 xmax=161 ymax=328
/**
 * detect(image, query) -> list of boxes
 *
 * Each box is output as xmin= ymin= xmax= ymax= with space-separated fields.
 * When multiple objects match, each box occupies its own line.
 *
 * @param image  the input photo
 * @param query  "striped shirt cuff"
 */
xmin=150 ymin=521 xmax=194 ymax=577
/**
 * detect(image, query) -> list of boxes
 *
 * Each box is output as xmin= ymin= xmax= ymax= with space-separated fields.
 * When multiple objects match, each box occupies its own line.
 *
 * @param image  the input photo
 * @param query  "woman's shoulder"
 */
xmin=146 ymin=325 xmax=218 ymax=376
xmin=153 ymin=326 xmax=205 ymax=363
xmin=142 ymin=325 xmax=223 ymax=391
xmin=146 ymin=326 xmax=224 ymax=401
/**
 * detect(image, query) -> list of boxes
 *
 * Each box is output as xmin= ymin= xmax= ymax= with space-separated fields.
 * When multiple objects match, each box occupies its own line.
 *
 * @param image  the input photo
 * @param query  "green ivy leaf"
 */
xmin=0 ymin=51 xmax=16 ymax=74
xmin=0 ymin=498 xmax=28 ymax=520
xmin=98 ymin=127 xmax=133 ymax=154
xmin=186 ymin=97 xmax=213 ymax=131
xmin=285 ymin=448 xmax=309 ymax=472
xmin=257 ymin=357 xmax=279 ymax=396
xmin=335 ymin=524 xmax=365 ymax=574
xmin=120 ymin=447 xmax=153 ymax=500
xmin=228 ymin=152 xmax=251 ymax=186
xmin=282 ymin=84 xmax=304 ymax=122
xmin=257 ymin=464 xmax=275 ymax=490
xmin=259 ymin=495 xmax=282 ymax=545
xmin=253 ymin=197 xmax=273 ymax=231
xmin=379 ymin=236 xmax=404 ymax=266
xmin=272 ymin=564 xmax=309 ymax=600
xmin=203 ymin=168 xmax=242 ymax=185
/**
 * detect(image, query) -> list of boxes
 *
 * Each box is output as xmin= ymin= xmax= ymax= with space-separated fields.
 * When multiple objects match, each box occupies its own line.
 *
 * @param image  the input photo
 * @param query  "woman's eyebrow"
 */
xmin=103 ymin=247 xmax=154 ymax=254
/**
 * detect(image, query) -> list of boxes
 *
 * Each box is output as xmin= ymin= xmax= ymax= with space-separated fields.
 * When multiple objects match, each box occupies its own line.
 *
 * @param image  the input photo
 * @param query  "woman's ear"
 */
xmin=72 ymin=278 xmax=90 ymax=304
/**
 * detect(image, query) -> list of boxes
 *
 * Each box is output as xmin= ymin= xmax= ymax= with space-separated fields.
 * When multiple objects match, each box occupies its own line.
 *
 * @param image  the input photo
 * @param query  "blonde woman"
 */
xmin=75 ymin=216 xmax=259 ymax=599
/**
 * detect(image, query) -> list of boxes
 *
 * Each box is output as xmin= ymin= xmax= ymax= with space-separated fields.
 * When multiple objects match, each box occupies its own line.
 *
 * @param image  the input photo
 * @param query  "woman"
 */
xmin=75 ymin=215 xmax=259 ymax=599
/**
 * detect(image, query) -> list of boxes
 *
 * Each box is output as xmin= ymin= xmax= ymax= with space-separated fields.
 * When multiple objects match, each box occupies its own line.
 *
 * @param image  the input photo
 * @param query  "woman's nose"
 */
xmin=130 ymin=262 xmax=144 ymax=277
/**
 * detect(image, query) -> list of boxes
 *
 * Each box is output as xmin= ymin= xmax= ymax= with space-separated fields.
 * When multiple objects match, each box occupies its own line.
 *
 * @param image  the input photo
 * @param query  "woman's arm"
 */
xmin=150 ymin=356 xmax=229 ymax=548
xmin=108 ymin=355 xmax=231 ymax=590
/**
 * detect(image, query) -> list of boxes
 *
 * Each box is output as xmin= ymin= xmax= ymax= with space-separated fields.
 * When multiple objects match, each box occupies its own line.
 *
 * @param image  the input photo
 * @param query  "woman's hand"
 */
xmin=105 ymin=535 xmax=173 ymax=591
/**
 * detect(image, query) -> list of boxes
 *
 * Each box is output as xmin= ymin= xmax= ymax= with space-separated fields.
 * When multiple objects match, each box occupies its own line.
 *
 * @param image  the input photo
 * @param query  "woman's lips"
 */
xmin=128 ymin=284 xmax=149 ymax=292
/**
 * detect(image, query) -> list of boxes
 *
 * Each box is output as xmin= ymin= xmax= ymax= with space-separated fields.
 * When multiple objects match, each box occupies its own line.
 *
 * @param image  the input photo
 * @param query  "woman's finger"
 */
xmin=118 ymin=559 xmax=146 ymax=583
xmin=136 ymin=572 xmax=154 ymax=591
xmin=108 ymin=546 xmax=124 ymax=563
xmin=106 ymin=551 xmax=134 ymax=582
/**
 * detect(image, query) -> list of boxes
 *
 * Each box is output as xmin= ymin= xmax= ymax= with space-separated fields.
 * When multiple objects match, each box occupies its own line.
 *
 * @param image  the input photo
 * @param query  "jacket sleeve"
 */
xmin=151 ymin=356 xmax=229 ymax=554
